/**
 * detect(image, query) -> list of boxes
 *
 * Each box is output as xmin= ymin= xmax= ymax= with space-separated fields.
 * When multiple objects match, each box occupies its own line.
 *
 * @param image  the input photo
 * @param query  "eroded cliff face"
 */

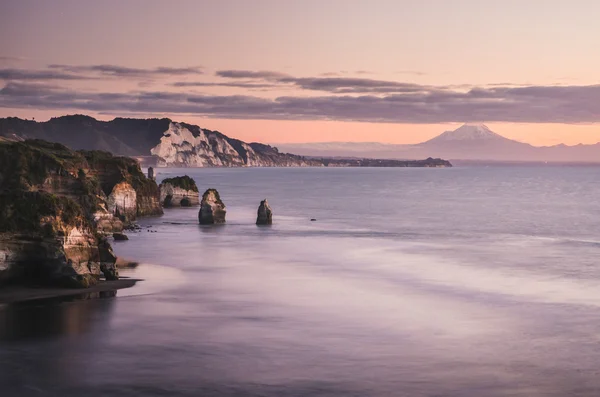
xmin=84 ymin=150 xmax=163 ymax=218
xmin=159 ymin=175 xmax=200 ymax=207
xmin=151 ymin=122 xmax=322 ymax=167
xmin=0 ymin=192 xmax=117 ymax=287
xmin=160 ymin=184 xmax=199 ymax=207
xmin=198 ymin=189 xmax=226 ymax=224
xmin=0 ymin=140 xmax=160 ymax=287
xmin=107 ymin=182 xmax=137 ymax=221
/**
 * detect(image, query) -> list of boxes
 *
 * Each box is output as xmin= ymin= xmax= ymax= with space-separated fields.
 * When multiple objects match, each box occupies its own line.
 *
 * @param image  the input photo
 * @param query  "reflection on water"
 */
xmin=0 ymin=291 xmax=117 ymax=341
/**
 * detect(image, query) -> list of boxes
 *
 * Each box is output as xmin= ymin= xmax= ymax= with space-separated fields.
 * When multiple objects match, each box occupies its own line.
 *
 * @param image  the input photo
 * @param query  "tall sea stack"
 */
xmin=256 ymin=199 xmax=273 ymax=225
xmin=198 ymin=189 xmax=226 ymax=225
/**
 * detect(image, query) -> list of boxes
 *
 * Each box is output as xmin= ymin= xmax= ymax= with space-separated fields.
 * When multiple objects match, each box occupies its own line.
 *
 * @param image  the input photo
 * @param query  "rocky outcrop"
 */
xmin=151 ymin=122 xmax=322 ymax=167
xmin=159 ymin=176 xmax=200 ymax=207
xmin=107 ymin=182 xmax=137 ymax=220
xmin=113 ymin=232 xmax=129 ymax=241
xmin=0 ymin=191 xmax=117 ymax=287
xmin=0 ymin=139 xmax=160 ymax=288
xmin=84 ymin=150 xmax=163 ymax=218
xmin=198 ymin=189 xmax=226 ymax=225
xmin=256 ymin=199 xmax=273 ymax=225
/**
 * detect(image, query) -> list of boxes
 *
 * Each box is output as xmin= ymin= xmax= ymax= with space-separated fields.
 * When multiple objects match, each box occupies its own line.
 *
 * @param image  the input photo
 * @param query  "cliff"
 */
xmin=159 ymin=175 xmax=200 ymax=207
xmin=150 ymin=122 xmax=322 ymax=167
xmin=0 ymin=115 xmax=452 ymax=168
xmin=0 ymin=115 xmax=322 ymax=167
xmin=0 ymin=139 xmax=162 ymax=288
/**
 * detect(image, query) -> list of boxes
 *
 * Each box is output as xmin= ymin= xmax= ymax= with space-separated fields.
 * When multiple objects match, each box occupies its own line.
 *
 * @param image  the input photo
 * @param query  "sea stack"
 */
xmin=148 ymin=167 xmax=155 ymax=181
xmin=256 ymin=199 xmax=273 ymax=225
xmin=159 ymin=176 xmax=200 ymax=207
xmin=198 ymin=189 xmax=226 ymax=224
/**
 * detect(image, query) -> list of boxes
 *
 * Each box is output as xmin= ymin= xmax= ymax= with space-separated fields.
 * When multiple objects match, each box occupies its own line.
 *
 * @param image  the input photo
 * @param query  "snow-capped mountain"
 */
xmin=424 ymin=123 xmax=511 ymax=143
xmin=277 ymin=124 xmax=600 ymax=163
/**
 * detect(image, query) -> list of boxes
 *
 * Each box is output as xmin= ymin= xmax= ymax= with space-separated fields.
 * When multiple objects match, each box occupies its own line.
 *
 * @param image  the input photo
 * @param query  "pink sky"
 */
xmin=1 ymin=0 xmax=600 ymax=146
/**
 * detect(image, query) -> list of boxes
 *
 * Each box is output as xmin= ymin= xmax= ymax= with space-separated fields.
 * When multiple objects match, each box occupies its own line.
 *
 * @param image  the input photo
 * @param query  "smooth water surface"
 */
xmin=2 ymin=166 xmax=600 ymax=396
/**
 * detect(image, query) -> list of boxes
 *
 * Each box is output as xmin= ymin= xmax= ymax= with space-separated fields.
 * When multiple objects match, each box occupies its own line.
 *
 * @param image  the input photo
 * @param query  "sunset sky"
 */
xmin=1 ymin=0 xmax=600 ymax=145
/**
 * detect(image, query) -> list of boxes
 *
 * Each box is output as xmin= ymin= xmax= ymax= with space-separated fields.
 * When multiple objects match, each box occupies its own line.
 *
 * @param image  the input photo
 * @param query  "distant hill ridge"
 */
xmin=0 ymin=115 xmax=321 ymax=167
xmin=277 ymin=124 xmax=600 ymax=163
xmin=0 ymin=115 xmax=451 ymax=168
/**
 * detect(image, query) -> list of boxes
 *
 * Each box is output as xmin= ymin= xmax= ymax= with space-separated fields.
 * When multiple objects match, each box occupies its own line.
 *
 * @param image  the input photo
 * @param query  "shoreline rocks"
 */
xmin=256 ymin=199 xmax=273 ymax=225
xmin=159 ymin=176 xmax=200 ymax=207
xmin=113 ymin=232 xmax=129 ymax=241
xmin=0 ymin=139 xmax=160 ymax=289
xmin=198 ymin=189 xmax=226 ymax=225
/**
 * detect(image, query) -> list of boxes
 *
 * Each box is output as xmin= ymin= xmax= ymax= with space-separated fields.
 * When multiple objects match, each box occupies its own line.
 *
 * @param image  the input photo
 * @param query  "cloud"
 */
xmin=215 ymin=69 xmax=435 ymax=93
xmin=216 ymin=70 xmax=291 ymax=80
xmin=0 ymin=64 xmax=204 ymax=83
xmin=48 ymin=64 xmax=203 ymax=77
xmin=0 ymin=68 xmax=89 ymax=81
xmin=171 ymin=81 xmax=278 ymax=89
xmin=394 ymin=70 xmax=427 ymax=76
xmin=2 ymin=81 xmax=600 ymax=124
xmin=0 ymin=56 xmax=26 ymax=63
xmin=284 ymin=77 xmax=430 ymax=94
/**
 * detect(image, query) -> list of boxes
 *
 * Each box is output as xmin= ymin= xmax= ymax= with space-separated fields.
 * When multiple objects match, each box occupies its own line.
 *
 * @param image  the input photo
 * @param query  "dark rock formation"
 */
xmin=0 ymin=139 xmax=160 ymax=288
xmin=256 ymin=199 xmax=273 ymax=225
xmin=84 ymin=150 xmax=162 ymax=218
xmin=112 ymin=232 xmax=129 ymax=241
xmin=159 ymin=176 xmax=200 ymax=207
xmin=198 ymin=189 xmax=226 ymax=225
xmin=0 ymin=191 xmax=118 ymax=288
xmin=148 ymin=167 xmax=155 ymax=180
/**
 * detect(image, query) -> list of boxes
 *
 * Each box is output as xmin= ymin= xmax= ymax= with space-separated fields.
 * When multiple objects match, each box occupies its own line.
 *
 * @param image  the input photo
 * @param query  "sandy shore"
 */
xmin=0 ymin=256 xmax=143 ymax=304
xmin=0 ymin=278 xmax=141 ymax=304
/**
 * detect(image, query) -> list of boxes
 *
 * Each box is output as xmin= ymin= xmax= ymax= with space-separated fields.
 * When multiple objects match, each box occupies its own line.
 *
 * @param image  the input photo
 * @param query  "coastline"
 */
xmin=0 ymin=257 xmax=142 ymax=305
xmin=0 ymin=278 xmax=141 ymax=305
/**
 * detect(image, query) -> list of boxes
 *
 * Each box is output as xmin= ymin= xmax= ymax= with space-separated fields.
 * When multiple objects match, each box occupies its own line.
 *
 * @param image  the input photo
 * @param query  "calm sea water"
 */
xmin=2 ymin=166 xmax=600 ymax=396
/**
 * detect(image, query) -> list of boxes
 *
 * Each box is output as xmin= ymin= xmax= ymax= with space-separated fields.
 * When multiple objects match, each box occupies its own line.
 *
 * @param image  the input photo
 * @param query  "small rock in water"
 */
xmin=113 ymin=232 xmax=129 ymax=241
xmin=256 ymin=199 xmax=273 ymax=225
xmin=310 ymin=218 xmax=317 ymax=221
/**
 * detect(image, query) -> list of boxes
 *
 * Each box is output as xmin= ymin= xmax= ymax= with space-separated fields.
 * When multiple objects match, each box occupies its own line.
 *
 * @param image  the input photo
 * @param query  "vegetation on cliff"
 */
xmin=83 ymin=149 xmax=162 ymax=216
xmin=201 ymin=188 xmax=224 ymax=206
xmin=0 ymin=139 xmax=161 ymax=288
xmin=160 ymin=176 xmax=199 ymax=192
xmin=0 ymin=191 xmax=89 ymax=235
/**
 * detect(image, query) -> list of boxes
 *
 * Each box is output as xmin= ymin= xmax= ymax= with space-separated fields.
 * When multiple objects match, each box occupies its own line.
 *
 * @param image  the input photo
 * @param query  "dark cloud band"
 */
xmin=2 ymin=81 xmax=600 ymax=123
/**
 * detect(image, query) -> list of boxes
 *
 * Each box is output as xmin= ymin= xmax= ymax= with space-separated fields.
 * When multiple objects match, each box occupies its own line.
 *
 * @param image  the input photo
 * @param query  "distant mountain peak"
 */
xmin=426 ymin=123 xmax=505 ymax=143
xmin=462 ymin=122 xmax=490 ymax=129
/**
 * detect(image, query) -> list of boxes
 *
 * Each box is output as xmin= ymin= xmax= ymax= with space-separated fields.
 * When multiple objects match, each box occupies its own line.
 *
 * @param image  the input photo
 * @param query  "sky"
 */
xmin=1 ymin=0 xmax=600 ymax=146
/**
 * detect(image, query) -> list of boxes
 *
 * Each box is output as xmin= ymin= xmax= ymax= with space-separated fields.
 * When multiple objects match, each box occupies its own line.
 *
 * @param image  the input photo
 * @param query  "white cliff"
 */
xmin=150 ymin=122 xmax=321 ymax=167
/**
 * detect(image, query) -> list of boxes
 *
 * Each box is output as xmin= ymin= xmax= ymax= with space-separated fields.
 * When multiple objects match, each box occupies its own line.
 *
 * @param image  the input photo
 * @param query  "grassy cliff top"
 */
xmin=0 ymin=191 xmax=90 ymax=235
xmin=160 ymin=175 xmax=199 ymax=192
xmin=0 ymin=139 xmax=155 ymax=193
xmin=0 ymin=139 xmax=89 ymax=190
xmin=202 ymin=188 xmax=224 ymax=206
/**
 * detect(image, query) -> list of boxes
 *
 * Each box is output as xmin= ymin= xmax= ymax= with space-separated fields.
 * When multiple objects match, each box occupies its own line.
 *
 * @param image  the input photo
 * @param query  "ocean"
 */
xmin=2 ymin=166 xmax=600 ymax=396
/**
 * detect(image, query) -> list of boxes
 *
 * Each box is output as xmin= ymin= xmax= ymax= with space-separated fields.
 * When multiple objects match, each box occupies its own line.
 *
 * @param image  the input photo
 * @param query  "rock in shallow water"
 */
xmin=198 ymin=189 xmax=226 ymax=225
xmin=112 ymin=232 xmax=129 ymax=241
xmin=256 ymin=199 xmax=273 ymax=225
xmin=159 ymin=176 xmax=200 ymax=208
